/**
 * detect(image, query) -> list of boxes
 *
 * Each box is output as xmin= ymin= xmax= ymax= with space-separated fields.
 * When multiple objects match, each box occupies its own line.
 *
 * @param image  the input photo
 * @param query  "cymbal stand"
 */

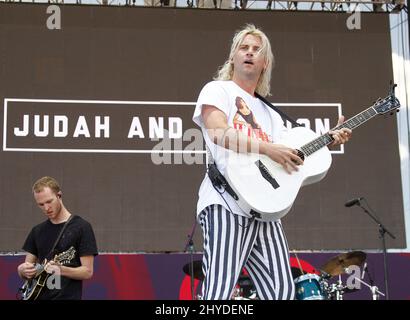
xmin=336 ymin=275 xmax=344 ymax=300
xmin=326 ymin=275 xmax=343 ymax=300
xmin=327 ymin=274 xmax=345 ymax=300
xmin=353 ymin=277 xmax=385 ymax=300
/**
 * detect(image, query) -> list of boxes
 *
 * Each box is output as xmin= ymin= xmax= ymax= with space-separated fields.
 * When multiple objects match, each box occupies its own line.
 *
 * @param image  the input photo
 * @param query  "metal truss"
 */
xmin=0 ymin=0 xmax=407 ymax=13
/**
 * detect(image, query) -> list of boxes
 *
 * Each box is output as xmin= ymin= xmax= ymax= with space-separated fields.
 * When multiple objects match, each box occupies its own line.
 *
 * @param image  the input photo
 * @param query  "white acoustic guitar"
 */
xmin=224 ymin=90 xmax=400 ymax=222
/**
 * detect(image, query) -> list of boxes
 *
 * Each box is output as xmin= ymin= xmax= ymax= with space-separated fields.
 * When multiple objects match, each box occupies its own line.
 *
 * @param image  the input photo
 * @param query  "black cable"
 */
xmin=209 ymin=169 xmax=257 ymax=229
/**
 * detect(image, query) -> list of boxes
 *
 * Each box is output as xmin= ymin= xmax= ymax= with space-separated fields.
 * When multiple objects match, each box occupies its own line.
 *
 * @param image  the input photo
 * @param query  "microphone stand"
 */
xmin=184 ymin=220 xmax=198 ymax=300
xmin=356 ymin=201 xmax=396 ymax=300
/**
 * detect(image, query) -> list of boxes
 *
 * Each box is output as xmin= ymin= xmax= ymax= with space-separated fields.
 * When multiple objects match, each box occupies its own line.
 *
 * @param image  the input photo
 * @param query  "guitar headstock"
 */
xmin=54 ymin=246 xmax=76 ymax=265
xmin=373 ymin=83 xmax=401 ymax=115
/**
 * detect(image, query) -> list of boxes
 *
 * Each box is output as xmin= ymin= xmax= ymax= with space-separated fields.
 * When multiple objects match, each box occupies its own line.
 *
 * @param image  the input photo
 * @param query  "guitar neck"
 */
xmin=300 ymin=106 xmax=378 ymax=157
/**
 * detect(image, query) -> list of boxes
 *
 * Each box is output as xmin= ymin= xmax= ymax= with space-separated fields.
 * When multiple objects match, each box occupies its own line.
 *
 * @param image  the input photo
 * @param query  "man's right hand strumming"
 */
xmin=18 ymin=262 xmax=37 ymax=279
xmin=261 ymin=142 xmax=304 ymax=174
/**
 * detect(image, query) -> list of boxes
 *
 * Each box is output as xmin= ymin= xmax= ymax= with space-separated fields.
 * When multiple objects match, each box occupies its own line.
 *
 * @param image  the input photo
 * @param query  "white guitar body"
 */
xmin=225 ymin=126 xmax=332 ymax=221
xmin=223 ymin=90 xmax=400 ymax=222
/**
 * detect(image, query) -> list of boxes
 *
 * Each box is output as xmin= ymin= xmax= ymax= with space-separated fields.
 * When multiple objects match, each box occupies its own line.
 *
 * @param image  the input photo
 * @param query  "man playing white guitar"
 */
xmin=192 ymin=24 xmax=351 ymax=300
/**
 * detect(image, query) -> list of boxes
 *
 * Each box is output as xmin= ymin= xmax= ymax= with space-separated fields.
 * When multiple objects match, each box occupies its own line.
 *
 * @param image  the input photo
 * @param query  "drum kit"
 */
xmin=183 ymin=250 xmax=385 ymax=300
xmin=293 ymin=251 xmax=385 ymax=300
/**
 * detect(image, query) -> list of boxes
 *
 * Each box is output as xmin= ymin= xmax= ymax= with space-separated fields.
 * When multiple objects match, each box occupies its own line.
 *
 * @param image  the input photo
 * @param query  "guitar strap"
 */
xmin=206 ymin=145 xmax=238 ymax=201
xmin=255 ymin=92 xmax=302 ymax=128
xmin=46 ymin=214 xmax=75 ymax=261
xmin=206 ymin=145 xmax=261 ymax=222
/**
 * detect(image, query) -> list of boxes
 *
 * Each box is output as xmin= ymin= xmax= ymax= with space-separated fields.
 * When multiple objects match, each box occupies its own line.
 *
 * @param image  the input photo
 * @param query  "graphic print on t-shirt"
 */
xmin=233 ymin=96 xmax=272 ymax=142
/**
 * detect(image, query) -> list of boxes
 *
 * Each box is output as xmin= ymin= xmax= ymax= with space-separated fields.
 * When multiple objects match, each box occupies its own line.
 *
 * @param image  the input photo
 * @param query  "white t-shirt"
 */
xmin=192 ymin=80 xmax=288 ymax=218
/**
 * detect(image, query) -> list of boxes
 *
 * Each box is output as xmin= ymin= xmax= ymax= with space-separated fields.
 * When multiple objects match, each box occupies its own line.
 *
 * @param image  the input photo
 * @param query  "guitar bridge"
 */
xmin=255 ymin=160 xmax=280 ymax=189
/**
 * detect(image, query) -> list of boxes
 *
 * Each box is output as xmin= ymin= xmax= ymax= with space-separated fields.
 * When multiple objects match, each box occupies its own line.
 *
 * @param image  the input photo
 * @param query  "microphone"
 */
xmin=345 ymin=197 xmax=363 ymax=207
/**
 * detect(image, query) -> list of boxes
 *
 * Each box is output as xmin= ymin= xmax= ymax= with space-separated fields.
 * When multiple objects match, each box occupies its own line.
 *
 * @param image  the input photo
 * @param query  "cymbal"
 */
xmin=320 ymin=251 xmax=366 ymax=277
xmin=182 ymin=260 xmax=204 ymax=281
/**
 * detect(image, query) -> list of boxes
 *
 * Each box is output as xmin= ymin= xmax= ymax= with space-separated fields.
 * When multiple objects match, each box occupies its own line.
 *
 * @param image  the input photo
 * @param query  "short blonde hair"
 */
xmin=32 ymin=176 xmax=61 ymax=194
xmin=214 ymin=24 xmax=274 ymax=97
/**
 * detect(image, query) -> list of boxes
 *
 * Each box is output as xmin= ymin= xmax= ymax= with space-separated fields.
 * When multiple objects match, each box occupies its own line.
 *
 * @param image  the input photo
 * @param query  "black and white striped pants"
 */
xmin=199 ymin=204 xmax=295 ymax=300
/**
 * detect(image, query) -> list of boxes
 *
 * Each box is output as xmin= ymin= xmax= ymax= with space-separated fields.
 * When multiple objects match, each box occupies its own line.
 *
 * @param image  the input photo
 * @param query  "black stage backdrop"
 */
xmin=0 ymin=4 xmax=405 ymax=251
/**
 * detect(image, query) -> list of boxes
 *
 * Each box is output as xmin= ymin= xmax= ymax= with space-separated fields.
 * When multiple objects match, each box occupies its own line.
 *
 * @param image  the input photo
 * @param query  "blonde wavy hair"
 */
xmin=214 ymin=24 xmax=274 ymax=97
